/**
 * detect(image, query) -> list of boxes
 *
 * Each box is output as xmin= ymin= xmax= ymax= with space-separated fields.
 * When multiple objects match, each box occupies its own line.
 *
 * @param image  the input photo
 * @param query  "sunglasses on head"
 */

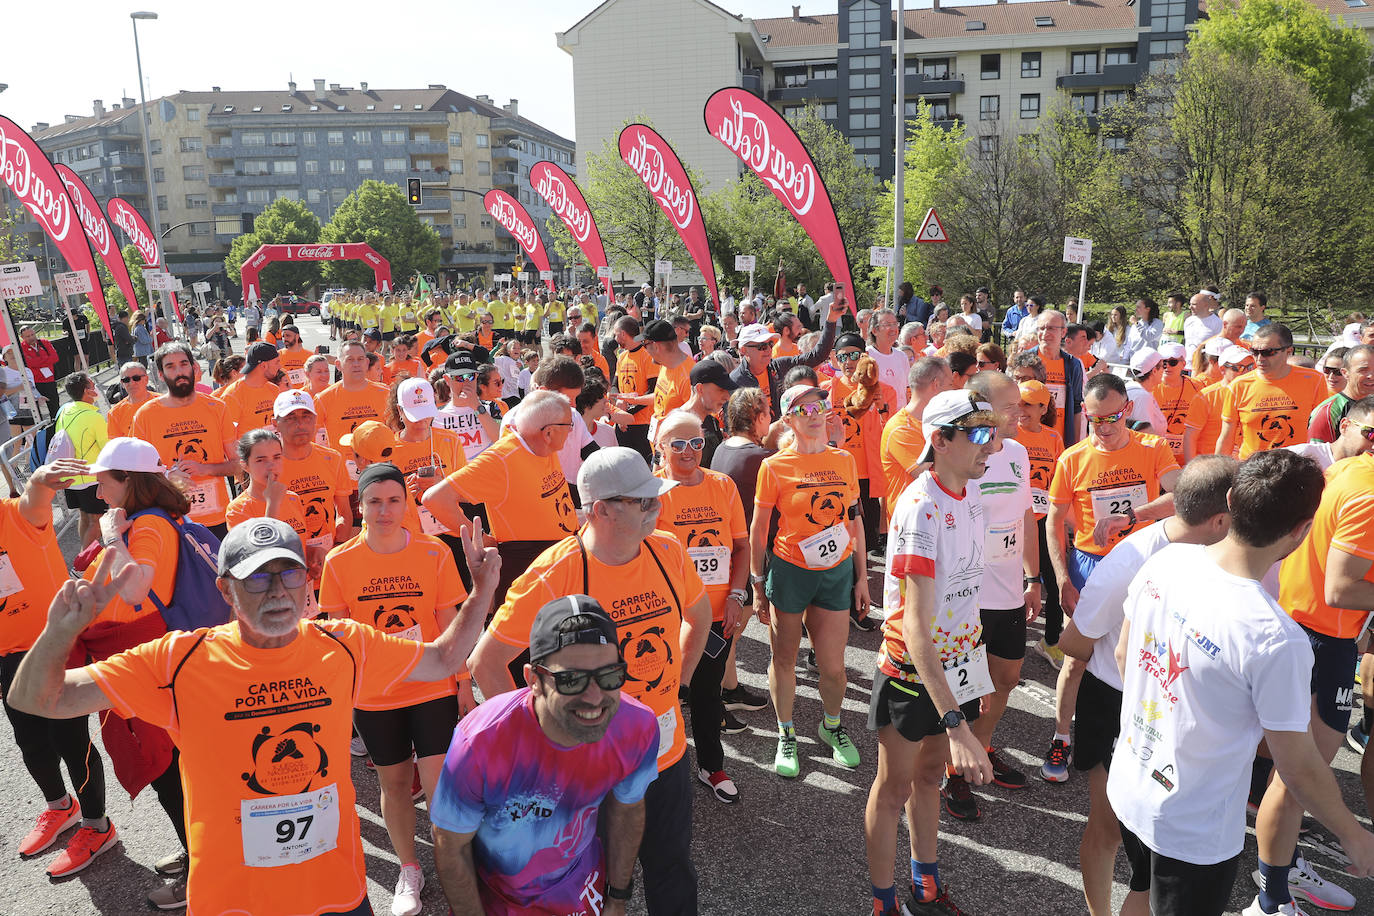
xmin=942 ymin=424 xmax=996 ymax=446
xmin=667 ymin=436 xmax=705 ymax=453
xmin=534 ymin=661 xmax=628 ymax=695
xmin=786 ymin=399 xmax=829 ymax=418
xmin=1251 ymin=346 xmax=1288 ymax=358
xmin=239 ymin=567 xmax=309 ymax=593
xmin=1087 ymin=408 xmax=1128 ymax=426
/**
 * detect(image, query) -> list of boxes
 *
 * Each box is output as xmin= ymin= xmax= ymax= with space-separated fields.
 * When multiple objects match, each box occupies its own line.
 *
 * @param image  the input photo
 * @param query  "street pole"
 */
xmin=1076 ymin=262 xmax=1088 ymax=325
xmin=892 ymin=0 xmax=905 ymax=315
xmin=130 ymin=11 xmax=176 ymax=334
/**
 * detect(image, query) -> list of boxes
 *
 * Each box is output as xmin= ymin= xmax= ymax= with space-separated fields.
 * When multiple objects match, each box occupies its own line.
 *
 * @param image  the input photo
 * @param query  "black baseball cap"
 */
xmin=444 ymin=351 xmax=479 ymax=375
xmin=643 ymin=319 xmax=677 ymax=343
xmin=244 ymin=341 xmax=279 ymax=372
xmin=529 ymin=595 xmax=619 ymax=664
xmin=363 ymin=327 xmax=382 ymax=341
xmin=689 ymin=360 xmax=738 ymax=390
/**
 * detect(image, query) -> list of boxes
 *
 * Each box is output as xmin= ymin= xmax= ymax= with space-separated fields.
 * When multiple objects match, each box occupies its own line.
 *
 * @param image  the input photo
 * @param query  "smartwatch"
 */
xmin=940 ymin=709 xmax=966 ymax=732
xmin=607 ymin=880 xmax=634 ymax=901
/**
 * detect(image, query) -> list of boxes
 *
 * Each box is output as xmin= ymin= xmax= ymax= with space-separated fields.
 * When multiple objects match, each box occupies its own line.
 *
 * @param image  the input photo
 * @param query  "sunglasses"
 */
xmin=976 ymin=359 xmax=998 ymax=369
xmin=121 ymin=374 xmax=147 ymax=383
xmin=1162 ymin=358 xmax=1181 ymax=368
xmin=786 ymin=400 xmax=829 ymax=418
xmin=1323 ymin=366 xmax=1346 ymax=377
xmin=1251 ymin=346 xmax=1288 ymax=358
xmin=450 ymin=371 xmax=477 ymax=382
xmin=240 ymin=567 xmax=309 ymax=593
xmin=607 ymin=495 xmax=659 ymax=512
xmin=942 ymin=424 xmax=996 ymax=445
xmin=835 ymin=351 xmax=863 ymax=363
xmin=744 ymin=342 xmax=772 ymax=351
xmin=1355 ymin=424 xmax=1374 ymax=443
xmin=667 ymin=437 xmax=705 ymax=453
xmin=1087 ymin=409 xmax=1128 ymax=426
xmin=534 ymin=661 xmax=628 ymax=696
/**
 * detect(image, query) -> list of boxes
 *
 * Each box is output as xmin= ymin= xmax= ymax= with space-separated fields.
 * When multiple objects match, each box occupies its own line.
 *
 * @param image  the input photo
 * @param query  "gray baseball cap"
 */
xmin=218 ymin=517 xmax=306 ymax=579
xmin=577 ymin=447 xmax=678 ymax=503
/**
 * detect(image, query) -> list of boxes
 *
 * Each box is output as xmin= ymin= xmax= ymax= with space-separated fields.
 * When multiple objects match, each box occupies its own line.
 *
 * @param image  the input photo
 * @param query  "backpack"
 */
xmin=29 ymin=425 xmax=74 ymax=472
xmin=126 ymin=507 xmax=233 ymax=632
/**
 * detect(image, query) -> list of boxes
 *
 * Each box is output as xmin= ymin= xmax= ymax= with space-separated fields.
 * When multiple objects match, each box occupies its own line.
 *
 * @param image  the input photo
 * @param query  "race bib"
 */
xmin=656 ymin=708 xmax=677 ymax=759
xmin=345 ymin=459 xmax=359 ymax=482
xmin=943 ymin=645 xmax=994 ymax=705
xmin=1089 ymin=483 xmax=1148 ymax=523
xmin=0 ymin=553 xmax=23 ymax=599
xmin=288 ymin=368 xmax=307 ymax=386
xmin=1047 ymin=383 xmax=1066 ymax=409
xmin=241 ymin=783 xmax=340 ymax=867
xmin=187 ymin=480 xmax=223 ymax=515
xmin=985 ymin=519 xmax=1021 ymax=563
xmin=687 ymin=545 xmax=730 ymax=587
xmin=799 ymin=523 xmax=850 ymax=570
xmin=1031 ymin=488 xmax=1049 ymax=516
xmin=418 ymin=505 xmax=449 ymax=536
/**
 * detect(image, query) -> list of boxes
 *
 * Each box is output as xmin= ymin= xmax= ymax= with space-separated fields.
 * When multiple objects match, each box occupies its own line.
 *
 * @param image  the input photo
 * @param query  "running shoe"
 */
xmin=721 ymin=684 xmax=769 ymax=712
xmin=903 ymin=887 xmax=970 ymax=915
xmin=392 ymin=863 xmax=425 ymax=916
xmin=46 ymin=822 xmax=118 ymax=878
xmin=154 ymin=850 xmax=188 ymax=876
xmin=1347 ymin=721 xmax=1368 ymax=755
xmin=1040 ymin=739 xmax=1071 ymax=783
xmin=1033 ymin=638 xmax=1065 ymax=670
xmin=775 ymin=733 xmax=800 ymax=778
xmin=720 ymin=709 xmax=748 ymax=735
xmin=147 ymin=877 xmax=187 ymax=910
xmin=350 ymin=735 xmax=368 ymax=757
xmin=1250 ymin=856 xmax=1356 ymax=911
xmin=819 ymin=722 xmax=861 ymax=768
xmin=697 ymin=768 xmax=740 ymax=804
xmin=987 ymin=748 xmax=1029 ymax=789
xmin=18 ymin=801 xmax=80 ymax=857
xmin=852 ymin=613 xmax=881 ymax=632
xmin=1241 ymin=898 xmax=1310 ymax=916
xmin=940 ymin=774 xmax=980 ymax=821
xmin=804 ymin=649 xmax=818 ymax=671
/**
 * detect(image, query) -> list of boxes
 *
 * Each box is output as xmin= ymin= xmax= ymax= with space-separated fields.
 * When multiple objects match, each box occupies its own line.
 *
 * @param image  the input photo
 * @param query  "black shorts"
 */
xmin=1072 ymin=669 xmax=1122 ymax=772
xmin=1303 ymin=623 xmax=1357 ymax=733
xmin=1119 ymin=823 xmax=1240 ymax=911
xmin=979 ymin=607 xmax=1026 ymax=661
xmin=868 ymin=668 xmax=980 ymax=743
xmin=381 ymin=330 xmax=397 ymax=343
xmin=64 ymin=486 xmax=108 ymax=515
xmin=547 ymin=322 xmax=563 ymax=337
xmin=353 ymin=694 xmax=459 ymax=767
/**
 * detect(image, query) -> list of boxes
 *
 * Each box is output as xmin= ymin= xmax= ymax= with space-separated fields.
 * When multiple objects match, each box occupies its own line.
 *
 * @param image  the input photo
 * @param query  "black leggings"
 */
xmin=1036 ymin=516 xmax=1064 ymax=644
xmin=1 ymin=651 xmax=106 ymax=819
xmin=688 ymin=621 xmax=732 ymax=773
xmin=149 ymin=748 xmax=188 ymax=850
xmin=857 ymin=477 xmax=882 ymax=551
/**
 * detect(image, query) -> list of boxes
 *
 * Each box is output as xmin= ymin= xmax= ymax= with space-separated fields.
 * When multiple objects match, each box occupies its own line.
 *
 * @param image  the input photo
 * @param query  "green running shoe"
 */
xmin=775 ymin=733 xmax=800 ymax=778
xmin=819 ymin=722 xmax=861 ymax=768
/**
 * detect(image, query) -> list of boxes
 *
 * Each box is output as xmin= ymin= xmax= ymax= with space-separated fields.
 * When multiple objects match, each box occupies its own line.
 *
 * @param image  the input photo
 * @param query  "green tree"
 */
xmin=319 ymin=180 xmax=441 ymax=290
xmin=100 ymin=243 xmax=150 ymax=314
xmin=0 ymin=205 xmax=28 ymax=265
xmin=225 ymin=198 xmax=323 ymax=296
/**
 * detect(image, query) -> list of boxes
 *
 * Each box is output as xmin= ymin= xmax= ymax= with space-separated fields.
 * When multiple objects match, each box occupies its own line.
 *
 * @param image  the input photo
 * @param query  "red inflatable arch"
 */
xmin=239 ymin=242 xmax=392 ymax=303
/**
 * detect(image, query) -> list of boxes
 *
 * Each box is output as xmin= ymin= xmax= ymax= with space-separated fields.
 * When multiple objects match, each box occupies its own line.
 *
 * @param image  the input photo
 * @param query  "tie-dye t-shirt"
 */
xmin=429 ymin=688 xmax=659 ymax=915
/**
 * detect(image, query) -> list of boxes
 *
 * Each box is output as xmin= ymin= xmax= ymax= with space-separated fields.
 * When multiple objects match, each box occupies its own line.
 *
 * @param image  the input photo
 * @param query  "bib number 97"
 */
xmin=276 ymin=815 xmax=313 ymax=844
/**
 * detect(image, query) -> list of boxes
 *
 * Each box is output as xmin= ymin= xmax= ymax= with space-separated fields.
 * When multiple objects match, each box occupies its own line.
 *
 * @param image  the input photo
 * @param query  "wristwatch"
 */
xmin=1123 ymin=504 xmax=1137 ymax=526
xmin=940 ymin=709 xmax=966 ymax=732
xmin=750 ymin=573 xmax=765 ymax=585
xmin=607 ymin=880 xmax=634 ymax=901
xmin=1023 ymin=576 xmax=1040 ymax=586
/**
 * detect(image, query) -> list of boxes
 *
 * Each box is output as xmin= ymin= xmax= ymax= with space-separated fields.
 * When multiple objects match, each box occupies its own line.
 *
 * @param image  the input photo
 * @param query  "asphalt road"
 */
xmin=1 ymin=314 xmax=1370 ymax=916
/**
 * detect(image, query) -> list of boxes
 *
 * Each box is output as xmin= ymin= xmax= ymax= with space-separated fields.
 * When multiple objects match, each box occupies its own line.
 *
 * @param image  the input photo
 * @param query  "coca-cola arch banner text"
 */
xmin=483 ymin=189 xmax=553 ymax=293
xmin=703 ymin=88 xmax=854 ymax=308
xmin=55 ymin=165 xmax=140 ymax=326
xmin=239 ymin=243 xmax=393 ymax=303
xmin=0 ymin=116 xmax=113 ymax=337
xmin=529 ymin=160 xmax=612 ymax=302
xmin=617 ymin=124 xmax=719 ymax=309
xmin=106 ymin=196 xmax=183 ymax=320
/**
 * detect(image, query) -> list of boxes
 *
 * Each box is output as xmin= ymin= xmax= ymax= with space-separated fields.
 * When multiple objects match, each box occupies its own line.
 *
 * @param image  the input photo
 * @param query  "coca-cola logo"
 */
xmin=0 ymin=122 xmax=72 ymax=242
xmin=532 ymin=164 xmax=593 ymax=244
xmin=290 ymin=245 xmax=336 ymax=259
xmin=487 ymin=195 xmax=540 ymax=254
xmin=709 ymin=97 xmax=816 ymax=216
xmin=58 ymin=171 xmax=111 ymax=256
xmin=622 ymin=129 xmax=696 ymax=230
xmin=107 ymin=199 xmax=160 ymax=266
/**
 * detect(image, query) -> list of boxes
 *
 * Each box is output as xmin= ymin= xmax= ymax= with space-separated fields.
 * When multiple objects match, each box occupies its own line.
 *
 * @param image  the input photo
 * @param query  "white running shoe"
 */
xmin=1242 ymin=897 xmax=1310 ymax=916
xmin=392 ymin=863 xmax=425 ymax=916
xmin=350 ymin=735 xmax=368 ymax=757
xmin=1288 ymin=856 xmax=1356 ymax=911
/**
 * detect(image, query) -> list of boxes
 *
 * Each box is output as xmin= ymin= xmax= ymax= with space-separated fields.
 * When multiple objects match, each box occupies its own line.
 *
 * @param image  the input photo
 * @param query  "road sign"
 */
xmin=494 ymin=273 xmax=512 ymax=283
xmin=539 ymin=270 xmax=553 ymax=280
xmin=655 ymin=260 xmax=673 ymax=275
xmin=734 ymin=255 xmax=756 ymax=272
xmin=869 ymin=246 xmax=895 ymax=268
xmin=916 ymin=208 xmax=949 ymax=243
xmin=595 ymin=266 xmax=612 ymax=279
xmin=54 ymin=270 xmax=94 ymax=297
xmin=192 ymin=281 xmax=211 ymax=293
xmin=0 ymin=262 xmax=42 ymax=299
xmin=1063 ymin=236 xmax=1093 ymax=265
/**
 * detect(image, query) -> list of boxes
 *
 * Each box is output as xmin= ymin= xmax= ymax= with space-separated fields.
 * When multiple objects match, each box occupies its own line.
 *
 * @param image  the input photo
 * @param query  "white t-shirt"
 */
xmin=1125 ymin=381 xmax=1169 ymax=437
xmin=1071 ymin=521 xmax=1175 ymax=691
xmin=1108 ymin=543 xmax=1313 ymax=865
xmin=500 ymin=399 xmax=597 ymax=485
xmin=975 ymin=438 xmax=1034 ymax=611
xmin=435 ymin=402 xmax=494 ymax=459
xmin=516 ymin=368 xmax=533 ymax=395
xmin=492 ymin=355 xmax=521 ymax=399
xmin=1183 ymin=313 xmax=1222 ymax=358
xmin=1284 ymin=441 xmax=1334 ymax=472
xmin=589 ymin=417 xmax=619 ymax=449
xmin=961 ymin=312 xmax=983 ymax=333
xmin=866 ymin=345 xmax=911 ymax=403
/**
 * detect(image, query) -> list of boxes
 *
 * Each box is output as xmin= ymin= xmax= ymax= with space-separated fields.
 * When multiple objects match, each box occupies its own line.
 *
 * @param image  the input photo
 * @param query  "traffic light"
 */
xmin=407 ymin=178 xmax=422 ymax=206
xmin=511 ymin=263 xmax=522 ymax=276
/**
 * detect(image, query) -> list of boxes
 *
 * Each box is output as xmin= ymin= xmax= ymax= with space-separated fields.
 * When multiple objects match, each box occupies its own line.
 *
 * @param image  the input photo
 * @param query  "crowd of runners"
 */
xmin=2 ymin=279 xmax=1374 ymax=916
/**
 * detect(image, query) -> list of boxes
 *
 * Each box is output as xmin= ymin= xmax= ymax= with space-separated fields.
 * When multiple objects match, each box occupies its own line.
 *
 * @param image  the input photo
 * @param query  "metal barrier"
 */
xmin=0 ymin=420 xmax=82 ymax=540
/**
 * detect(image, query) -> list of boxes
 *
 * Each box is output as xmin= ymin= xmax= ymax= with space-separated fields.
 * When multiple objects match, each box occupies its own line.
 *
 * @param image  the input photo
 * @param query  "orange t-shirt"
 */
xmin=84 ymin=512 xmax=179 ymax=628
xmin=1280 ymin=455 xmax=1374 ymax=639
xmin=1041 ymin=353 xmax=1071 ymax=441
xmin=438 ymin=433 xmax=576 ymax=542
xmin=107 ymin=393 xmax=155 ymax=439
xmin=772 ymin=339 xmax=800 ymax=359
xmin=129 ymin=395 xmax=236 ymax=526
xmin=1154 ymin=375 xmax=1203 ymax=459
xmin=1224 ymin=366 xmax=1328 ymax=458
xmin=586 ymin=350 xmax=611 ymax=381
xmin=1047 ymin=431 xmax=1178 ymax=556
xmin=1013 ymin=424 xmax=1064 ymax=520
xmin=226 ymin=491 xmax=308 ymax=540
xmin=653 ymin=360 xmax=693 ymax=422
xmin=879 ymin=407 xmax=926 ymax=515
xmin=754 ymin=446 xmax=860 ymax=569
xmin=487 ymin=532 xmax=707 ymax=770
xmin=220 ymin=377 xmax=281 ymax=438
xmin=615 ymin=346 xmax=655 ymax=426
xmin=384 ymin=359 xmax=422 ymax=385
xmin=653 ymin=469 xmax=747 ymax=622
xmin=314 ymin=381 xmax=390 ymax=451
xmin=281 ymin=445 xmax=351 ymax=552
xmin=85 ymin=619 xmax=421 ymax=915
xmin=754 ymin=371 xmax=773 ymax=419
xmin=278 ymin=347 xmax=311 ymax=388
xmin=1184 ymin=380 xmax=1236 ymax=458
xmin=319 ymin=531 xmax=466 ymax=709
xmin=0 ymin=499 xmax=71 ymax=655
xmin=386 ymin=429 xmax=466 ymax=534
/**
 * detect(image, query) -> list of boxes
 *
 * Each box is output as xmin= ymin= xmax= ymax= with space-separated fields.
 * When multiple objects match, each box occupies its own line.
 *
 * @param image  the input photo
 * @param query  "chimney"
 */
xmin=288 ymin=80 xmax=296 ymax=93
xmin=506 ymin=99 xmax=519 ymax=117
xmin=329 ymin=83 xmax=341 ymax=92
xmin=122 ymin=97 xmax=136 ymax=109
xmin=93 ymin=99 xmax=105 ymax=117
xmin=313 ymin=78 xmax=327 ymax=100
xmin=212 ymin=86 xmax=221 ymax=92
xmin=33 ymin=122 xmax=49 ymax=132
xmin=476 ymin=94 xmax=491 ymax=103
xmin=428 ymin=83 xmax=446 ymax=90
xmin=360 ymin=81 xmax=368 ymax=92
xmin=792 ymin=5 xmax=800 ymax=19
xmin=111 ymin=103 xmax=121 ymax=110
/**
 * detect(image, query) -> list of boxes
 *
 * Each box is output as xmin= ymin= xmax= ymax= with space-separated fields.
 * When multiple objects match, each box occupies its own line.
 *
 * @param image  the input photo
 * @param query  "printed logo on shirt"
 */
xmin=372 ymin=603 xmax=418 ymax=632
xmin=241 ymin=721 xmax=331 ymax=795
xmin=802 ymin=485 xmax=848 ymax=528
xmin=944 ymin=512 xmax=956 ymax=530
xmin=1255 ymin=412 xmax=1296 ymax=447
xmin=500 ymin=793 xmax=557 ymax=824
xmin=302 ymin=495 xmax=331 ymax=538
xmin=619 ymin=624 xmax=674 ymax=692
xmin=1189 ymin=628 xmax=1222 ymax=660
xmin=175 ymin=436 xmax=209 ymax=462
xmin=1136 ymin=630 xmax=1188 ymax=708
xmin=1151 ymin=764 xmax=1176 ymax=792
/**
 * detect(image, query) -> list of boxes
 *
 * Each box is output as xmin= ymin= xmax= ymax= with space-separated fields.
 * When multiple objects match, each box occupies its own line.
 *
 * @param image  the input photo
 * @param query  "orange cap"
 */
xmin=1018 ymin=380 xmax=1052 ymax=408
xmin=339 ymin=420 xmax=397 ymax=463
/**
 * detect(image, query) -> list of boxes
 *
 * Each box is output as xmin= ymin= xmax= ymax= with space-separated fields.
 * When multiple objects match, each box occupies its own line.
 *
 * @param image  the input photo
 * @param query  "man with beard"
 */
xmin=277 ymin=324 xmax=312 ymax=387
xmin=221 ymin=342 xmax=287 ymax=439
xmin=431 ymin=596 xmax=658 ymax=916
xmin=129 ymin=343 xmax=239 ymax=537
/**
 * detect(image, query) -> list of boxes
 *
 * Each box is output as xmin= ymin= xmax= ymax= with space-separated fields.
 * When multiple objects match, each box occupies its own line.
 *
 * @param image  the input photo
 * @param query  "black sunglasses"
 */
xmin=534 ymin=661 xmax=628 ymax=695
xmin=121 ymin=374 xmax=147 ymax=383
xmin=1252 ymin=346 xmax=1289 ymax=358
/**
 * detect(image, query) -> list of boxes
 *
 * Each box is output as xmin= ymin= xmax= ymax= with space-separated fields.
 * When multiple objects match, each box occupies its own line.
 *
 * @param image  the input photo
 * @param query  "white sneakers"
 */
xmin=392 ymin=863 xmax=425 ymax=916
xmin=1242 ymin=899 xmax=1310 ymax=916
xmin=1247 ymin=854 xmax=1356 ymax=913
xmin=350 ymin=735 xmax=368 ymax=757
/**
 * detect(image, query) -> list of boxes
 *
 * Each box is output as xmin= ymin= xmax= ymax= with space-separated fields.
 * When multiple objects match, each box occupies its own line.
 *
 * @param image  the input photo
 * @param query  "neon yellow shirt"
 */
xmin=487 ymin=298 xmax=512 ymax=330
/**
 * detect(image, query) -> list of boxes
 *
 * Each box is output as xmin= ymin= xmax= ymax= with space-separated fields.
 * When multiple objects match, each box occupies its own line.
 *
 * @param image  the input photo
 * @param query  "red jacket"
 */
xmin=20 ymin=338 xmax=59 ymax=383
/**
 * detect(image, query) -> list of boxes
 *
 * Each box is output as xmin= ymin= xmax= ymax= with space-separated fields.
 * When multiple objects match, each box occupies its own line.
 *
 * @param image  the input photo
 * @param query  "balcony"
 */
xmin=742 ymin=68 xmax=764 ymax=96
xmin=767 ymin=77 xmax=837 ymax=102
xmin=430 ymin=223 xmax=453 ymax=238
xmin=493 ymin=170 xmax=518 ymax=187
xmin=932 ymin=115 xmax=964 ymax=131
xmin=212 ymin=201 xmax=245 ymax=216
xmin=209 ymin=171 xmax=301 ymax=186
xmin=207 ymin=144 xmax=235 ymax=160
xmin=491 ymin=144 xmax=520 ymax=162
xmin=904 ymin=72 xmax=965 ymax=96
xmin=1056 ymin=62 xmax=1140 ymax=90
xmin=107 ymin=150 xmax=144 ymax=169
xmin=416 ymin=196 xmax=451 ymax=214
xmin=415 ymin=169 xmax=450 ymax=186
xmin=112 ymin=178 xmax=147 ymax=196
xmin=408 ymin=140 xmax=449 ymax=155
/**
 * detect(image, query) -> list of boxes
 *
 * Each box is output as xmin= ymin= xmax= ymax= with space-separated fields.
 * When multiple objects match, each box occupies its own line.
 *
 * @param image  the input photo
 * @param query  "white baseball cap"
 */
xmin=1158 ymin=342 xmax=1186 ymax=361
xmin=1221 ymin=345 xmax=1255 ymax=367
xmin=917 ymin=390 xmax=993 ymax=464
xmin=398 ymin=377 xmax=438 ymax=423
xmin=578 ymin=447 xmax=678 ymax=502
xmin=88 ymin=437 xmax=166 ymax=475
xmin=1202 ymin=336 xmax=1228 ymax=358
xmin=1130 ymin=347 xmax=1162 ymax=376
xmin=273 ymin=388 xmax=316 ymax=419
xmin=737 ymin=323 xmax=780 ymax=347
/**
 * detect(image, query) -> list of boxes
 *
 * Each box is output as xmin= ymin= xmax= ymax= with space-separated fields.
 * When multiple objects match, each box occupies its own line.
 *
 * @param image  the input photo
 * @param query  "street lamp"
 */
xmin=130 ymin=10 xmax=175 ymax=327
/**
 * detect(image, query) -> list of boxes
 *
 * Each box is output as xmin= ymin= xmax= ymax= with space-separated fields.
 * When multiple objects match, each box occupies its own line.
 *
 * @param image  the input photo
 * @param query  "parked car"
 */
xmin=274 ymin=295 xmax=321 ymax=317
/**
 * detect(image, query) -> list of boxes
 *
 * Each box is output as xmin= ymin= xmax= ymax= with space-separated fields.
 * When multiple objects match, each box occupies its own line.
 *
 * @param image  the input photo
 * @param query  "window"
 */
xmin=1151 ymin=0 xmax=1185 ymax=31
xmin=1072 ymin=51 xmax=1099 ymax=75
xmin=179 ymin=137 xmax=202 ymax=152
xmin=357 ymin=158 xmax=373 ymax=172
xmin=183 ymin=165 xmax=204 ymax=180
xmin=783 ymin=105 xmax=803 ymax=120
xmin=241 ymin=132 xmax=266 ymax=146
xmin=449 ymin=132 xmax=463 ymax=146
xmin=812 ymin=65 xmax=837 ymax=80
xmin=849 ymin=73 xmax=880 ymax=90
xmin=927 ymin=99 xmax=950 ymax=120
xmin=966 ymin=20 xmax=985 ymax=31
xmin=453 ymin=190 xmax=465 ymax=202
xmin=1021 ymin=52 xmax=1041 ymax=78
xmin=354 ymin=130 xmax=372 ymax=144
xmin=1034 ymin=15 xmax=1054 ymax=26
xmin=275 ymin=189 xmax=300 ymax=201
xmin=331 ymin=188 xmax=346 ymax=204
xmin=453 ymin=213 xmax=466 ymax=229
xmin=980 ymin=96 xmax=1000 ymax=121
xmin=520 ymin=190 xmax=529 ymax=204
xmin=186 ymin=108 xmax=200 ymax=121
xmin=245 ymin=189 xmax=270 ymax=204
xmin=157 ymin=195 xmax=168 ymax=210
xmin=852 ymin=135 xmax=880 ymax=149
xmin=302 ymin=132 xmax=316 ymax=146
xmin=480 ymin=216 xmax=493 ymax=230
xmin=848 ymin=0 xmax=881 ymax=50
xmin=981 ymin=54 xmax=1001 ymax=79
xmin=152 ymin=167 xmax=166 ymax=183
xmin=273 ymin=160 xmax=297 ymax=175
xmin=849 ymin=113 xmax=880 ymax=130
xmin=329 ymin=159 xmax=346 ymax=173
xmin=1103 ymin=89 xmax=1129 ymax=109
xmin=243 ymin=160 xmax=269 ymax=175
xmin=383 ymin=158 xmax=406 ymax=171
xmin=185 ymin=194 xmax=208 ymax=209
xmin=189 ymin=222 xmax=210 ymax=235
xmin=222 ymin=192 xmax=237 ymax=204
xmin=1072 ymin=93 xmax=1099 ymax=115
xmin=904 ymin=100 xmax=920 ymax=117
xmin=148 ymin=139 xmax=161 ymax=155
xmin=382 ymin=129 xmax=406 ymax=144
xmin=978 ymin=136 xmax=998 ymax=160
xmin=855 ymin=153 xmax=879 ymax=168
xmin=902 ymin=58 xmax=920 ymax=76
xmin=327 ymin=131 xmax=344 ymax=145
xmin=817 ymin=102 xmax=838 ymax=119
xmin=1020 ymin=94 xmax=1041 ymax=119
xmin=1105 ymin=47 xmax=1136 ymax=67
xmin=1149 ymin=38 xmax=1185 ymax=56
xmin=271 ymin=131 xmax=295 ymax=145
xmin=1104 ymin=136 xmax=1127 ymax=151
xmin=782 ymin=69 xmax=809 ymax=88
xmin=450 ymin=159 xmax=464 ymax=174
xmin=922 ymin=58 xmax=950 ymax=80
xmin=850 ymin=54 xmax=879 ymax=70
xmin=415 ymin=159 xmax=432 ymax=170
xmin=476 ymin=134 xmax=489 ymax=148
xmin=307 ymin=188 xmax=322 ymax=203
xmin=852 ymin=95 xmax=879 ymax=110
xmin=301 ymin=160 xmax=318 ymax=175
xmin=477 ymin=160 xmax=491 ymax=176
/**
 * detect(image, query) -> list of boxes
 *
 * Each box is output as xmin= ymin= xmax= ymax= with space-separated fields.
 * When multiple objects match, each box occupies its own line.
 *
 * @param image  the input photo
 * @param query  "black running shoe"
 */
xmin=987 ymin=748 xmax=1029 ymax=789
xmin=851 ymin=613 xmax=880 ymax=632
xmin=940 ymin=773 xmax=981 ymax=821
xmin=902 ymin=887 xmax=970 ymax=915
xmin=720 ymin=709 xmax=748 ymax=735
xmin=721 ymin=684 xmax=768 ymax=712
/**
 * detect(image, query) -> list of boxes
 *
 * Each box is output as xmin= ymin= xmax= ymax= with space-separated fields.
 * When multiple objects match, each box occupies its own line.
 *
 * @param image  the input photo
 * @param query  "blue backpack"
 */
xmin=127 ymin=508 xmax=233 ymax=632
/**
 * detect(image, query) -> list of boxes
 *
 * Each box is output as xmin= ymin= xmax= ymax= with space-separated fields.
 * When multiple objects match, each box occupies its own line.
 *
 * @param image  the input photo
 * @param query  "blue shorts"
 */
xmin=1302 ymin=624 xmax=1356 ymax=733
xmin=1069 ymin=547 xmax=1105 ymax=592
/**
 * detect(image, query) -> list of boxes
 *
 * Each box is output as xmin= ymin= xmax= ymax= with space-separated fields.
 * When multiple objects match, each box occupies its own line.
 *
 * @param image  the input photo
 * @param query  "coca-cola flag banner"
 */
xmin=107 ymin=196 xmax=182 ymax=319
xmin=617 ymin=124 xmax=719 ymax=309
xmin=529 ymin=160 xmax=612 ymax=302
xmin=55 ymin=165 xmax=139 ymax=328
xmin=483 ymin=190 xmax=554 ymax=292
xmin=0 ymin=115 xmax=113 ymax=337
xmin=703 ymin=88 xmax=854 ymax=309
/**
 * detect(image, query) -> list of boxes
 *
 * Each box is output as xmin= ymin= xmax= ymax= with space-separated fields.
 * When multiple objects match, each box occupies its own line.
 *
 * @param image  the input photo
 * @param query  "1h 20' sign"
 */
xmin=0 ymin=262 xmax=42 ymax=299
